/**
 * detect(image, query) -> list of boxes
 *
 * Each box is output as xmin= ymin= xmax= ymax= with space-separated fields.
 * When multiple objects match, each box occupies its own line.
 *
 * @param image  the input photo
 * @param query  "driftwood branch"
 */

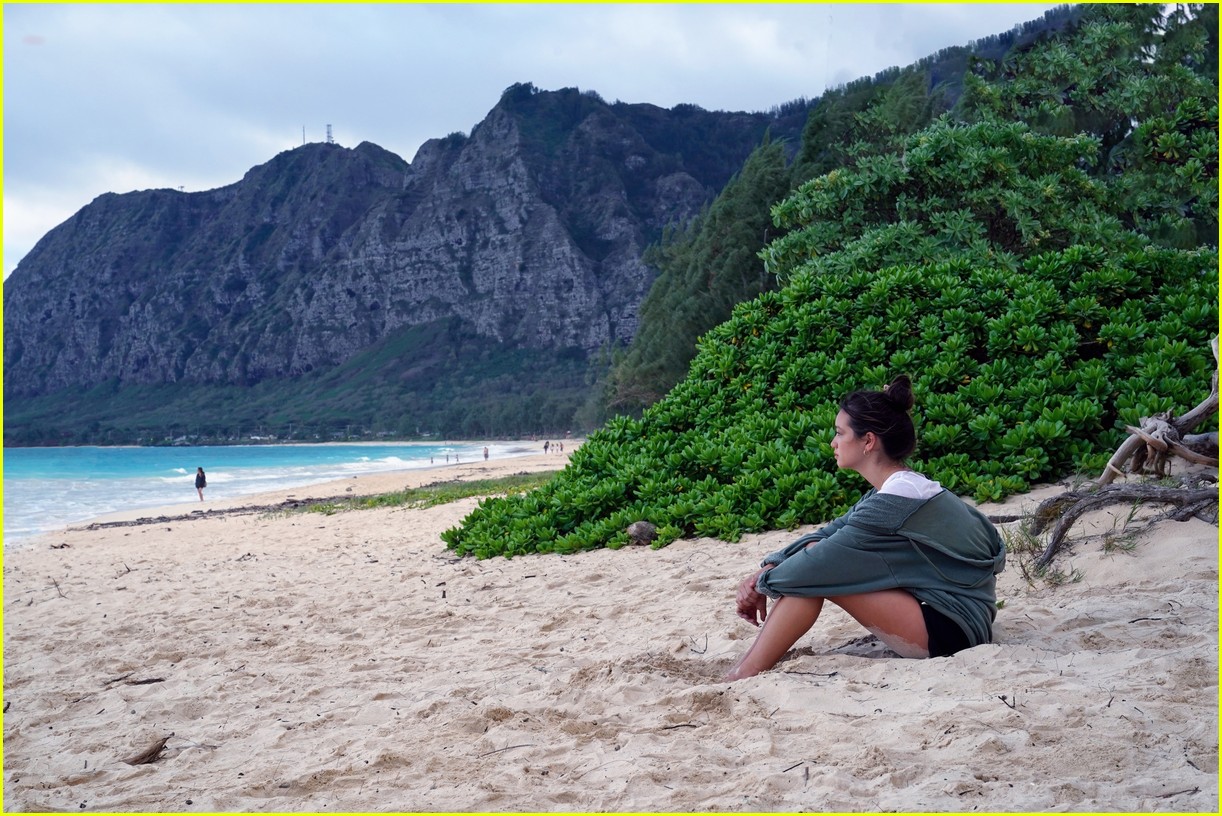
xmin=121 ymin=734 xmax=172 ymax=766
xmin=1031 ymin=483 xmax=1218 ymax=570
xmin=1097 ymin=336 xmax=1219 ymax=485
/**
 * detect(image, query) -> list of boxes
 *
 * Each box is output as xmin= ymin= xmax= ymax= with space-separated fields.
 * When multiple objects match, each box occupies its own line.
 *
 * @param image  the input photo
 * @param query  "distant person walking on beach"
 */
xmin=543 ymin=441 xmax=550 ymax=454
xmin=484 ymin=446 xmax=489 ymax=460
xmin=195 ymin=467 xmax=207 ymax=501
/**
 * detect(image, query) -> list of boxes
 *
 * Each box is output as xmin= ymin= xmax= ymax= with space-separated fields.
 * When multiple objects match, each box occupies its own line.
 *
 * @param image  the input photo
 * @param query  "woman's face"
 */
xmin=831 ymin=409 xmax=868 ymax=471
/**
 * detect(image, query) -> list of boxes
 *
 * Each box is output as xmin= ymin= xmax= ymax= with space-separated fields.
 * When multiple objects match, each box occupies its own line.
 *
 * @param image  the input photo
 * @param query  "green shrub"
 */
xmin=443 ymin=244 xmax=1217 ymax=558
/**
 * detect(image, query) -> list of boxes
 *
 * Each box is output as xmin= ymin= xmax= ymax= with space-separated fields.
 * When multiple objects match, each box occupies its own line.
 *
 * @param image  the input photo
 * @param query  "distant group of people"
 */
xmin=542 ymin=440 xmax=564 ymax=454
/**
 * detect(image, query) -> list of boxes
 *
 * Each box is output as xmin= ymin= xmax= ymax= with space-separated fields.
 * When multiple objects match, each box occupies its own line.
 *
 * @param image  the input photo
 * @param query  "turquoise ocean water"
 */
xmin=1 ymin=442 xmax=536 ymax=547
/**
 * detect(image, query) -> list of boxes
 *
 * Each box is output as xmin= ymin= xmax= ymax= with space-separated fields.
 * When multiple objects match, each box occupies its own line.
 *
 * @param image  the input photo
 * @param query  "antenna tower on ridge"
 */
xmin=326 ymin=124 xmax=333 ymax=144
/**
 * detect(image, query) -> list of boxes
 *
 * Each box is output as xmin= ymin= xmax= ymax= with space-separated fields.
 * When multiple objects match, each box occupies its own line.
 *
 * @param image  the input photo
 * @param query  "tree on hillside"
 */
xmin=770 ymin=3 xmax=1216 ymax=284
xmin=961 ymin=2 xmax=1218 ymax=248
xmin=764 ymin=119 xmax=1134 ymax=285
xmin=795 ymin=67 xmax=950 ymax=180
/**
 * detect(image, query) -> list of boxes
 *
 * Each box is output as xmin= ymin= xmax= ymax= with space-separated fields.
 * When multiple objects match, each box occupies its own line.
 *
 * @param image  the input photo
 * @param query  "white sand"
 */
xmin=2 ymin=455 xmax=1217 ymax=812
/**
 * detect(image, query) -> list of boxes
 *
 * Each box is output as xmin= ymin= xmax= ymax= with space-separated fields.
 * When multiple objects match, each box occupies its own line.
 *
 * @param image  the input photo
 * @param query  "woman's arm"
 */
xmin=759 ymin=502 xmax=861 ymax=567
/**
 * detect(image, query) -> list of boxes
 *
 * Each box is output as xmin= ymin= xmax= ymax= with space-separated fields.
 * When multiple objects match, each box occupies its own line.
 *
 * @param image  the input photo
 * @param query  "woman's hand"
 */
xmin=735 ymin=567 xmax=772 ymax=626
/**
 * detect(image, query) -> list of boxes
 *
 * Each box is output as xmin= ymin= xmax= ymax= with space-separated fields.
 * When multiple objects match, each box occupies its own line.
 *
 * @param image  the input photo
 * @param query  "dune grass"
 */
xmin=299 ymin=471 xmax=559 ymax=516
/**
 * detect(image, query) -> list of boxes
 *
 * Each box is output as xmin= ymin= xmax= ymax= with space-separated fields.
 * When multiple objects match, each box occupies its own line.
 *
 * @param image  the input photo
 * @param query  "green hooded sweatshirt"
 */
xmin=756 ymin=489 xmax=1006 ymax=648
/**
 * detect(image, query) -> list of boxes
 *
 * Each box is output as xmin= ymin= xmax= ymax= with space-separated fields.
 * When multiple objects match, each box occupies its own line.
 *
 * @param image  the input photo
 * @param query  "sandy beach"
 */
xmin=2 ymin=452 xmax=1217 ymax=812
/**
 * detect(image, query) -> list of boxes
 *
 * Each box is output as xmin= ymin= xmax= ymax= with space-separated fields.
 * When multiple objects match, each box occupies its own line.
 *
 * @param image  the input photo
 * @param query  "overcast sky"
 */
xmin=3 ymin=2 xmax=1062 ymax=279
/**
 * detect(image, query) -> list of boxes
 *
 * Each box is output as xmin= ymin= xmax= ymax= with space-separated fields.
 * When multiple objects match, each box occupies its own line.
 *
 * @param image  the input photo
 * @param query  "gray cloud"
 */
xmin=3 ymin=3 xmax=1060 ymax=277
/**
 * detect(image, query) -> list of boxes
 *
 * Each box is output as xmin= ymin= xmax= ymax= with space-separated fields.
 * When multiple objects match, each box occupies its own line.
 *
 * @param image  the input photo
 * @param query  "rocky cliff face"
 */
xmin=4 ymin=84 xmax=809 ymax=430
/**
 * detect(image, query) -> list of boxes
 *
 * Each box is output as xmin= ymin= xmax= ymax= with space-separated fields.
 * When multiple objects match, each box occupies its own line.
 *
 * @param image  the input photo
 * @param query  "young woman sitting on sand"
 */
xmin=725 ymin=376 xmax=1006 ymax=681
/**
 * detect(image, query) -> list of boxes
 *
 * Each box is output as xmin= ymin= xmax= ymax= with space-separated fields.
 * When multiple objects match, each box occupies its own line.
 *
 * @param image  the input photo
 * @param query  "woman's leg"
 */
xmin=725 ymin=596 xmax=824 ymax=680
xmin=725 ymin=590 xmax=930 ymax=680
xmin=830 ymin=590 xmax=929 ymax=658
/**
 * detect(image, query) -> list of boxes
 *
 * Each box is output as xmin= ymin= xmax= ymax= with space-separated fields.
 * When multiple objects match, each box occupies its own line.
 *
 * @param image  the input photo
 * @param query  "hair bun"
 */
xmin=883 ymin=375 xmax=914 ymax=412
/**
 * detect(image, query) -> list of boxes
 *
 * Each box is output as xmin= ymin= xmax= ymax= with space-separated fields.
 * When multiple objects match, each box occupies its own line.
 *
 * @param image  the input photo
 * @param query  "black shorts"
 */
xmin=920 ymin=603 xmax=971 ymax=658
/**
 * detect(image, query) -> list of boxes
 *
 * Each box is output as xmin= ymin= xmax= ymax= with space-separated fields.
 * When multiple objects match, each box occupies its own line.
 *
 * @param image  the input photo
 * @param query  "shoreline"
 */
xmin=72 ymin=452 xmax=572 ymax=532
xmin=0 ymin=438 xmax=559 ymax=449
xmin=2 ymin=441 xmax=577 ymax=548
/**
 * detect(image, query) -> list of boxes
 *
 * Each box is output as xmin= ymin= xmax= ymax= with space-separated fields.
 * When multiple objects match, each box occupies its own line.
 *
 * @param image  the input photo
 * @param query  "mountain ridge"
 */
xmin=3 ymin=84 xmax=811 ymax=441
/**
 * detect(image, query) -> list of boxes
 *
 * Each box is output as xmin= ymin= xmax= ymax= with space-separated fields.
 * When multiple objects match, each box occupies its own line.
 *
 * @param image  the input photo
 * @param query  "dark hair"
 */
xmin=838 ymin=375 xmax=916 ymax=461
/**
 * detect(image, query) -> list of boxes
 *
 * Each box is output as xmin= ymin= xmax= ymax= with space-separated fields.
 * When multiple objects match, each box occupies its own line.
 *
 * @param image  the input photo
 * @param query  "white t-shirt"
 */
xmin=879 ymin=470 xmax=942 ymax=499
